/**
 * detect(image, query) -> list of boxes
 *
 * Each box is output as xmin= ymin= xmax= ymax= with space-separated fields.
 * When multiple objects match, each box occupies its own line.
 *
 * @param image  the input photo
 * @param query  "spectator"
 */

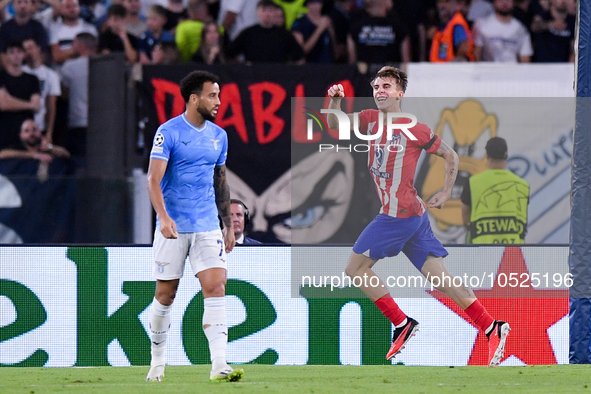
xmin=217 ymin=0 xmax=258 ymax=41
xmin=227 ymin=0 xmax=304 ymax=63
xmin=530 ymin=0 xmax=574 ymax=62
xmin=98 ymin=4 xmax=139 ymax=63
xmin=272 ymin=2 xmax=285 ymax=27
xmin=329 ymin=0 xmax=354 ymax=62
xmin=22 ymin=38 xmax=61 ymax=144
xmin=0 ymin=118 xmax=70 ymax=181
xmin=79 ymin=0 xmax=105 ymax=26
xmin=473 ymin=0 xmax=533 ymax=62
xmin=291 ymin=0 xmax=336 ymax=63
xmin=59 ymin=32 xmax=96 ymax=160
xmin=30 ymin=0 xmax=61 ymax=31
xmin=1 ymin=0 xmax=61 ymax=30
xmin=175 ymin=0 xmax=212 ymax=61
xmin=347 ymin=0 xmax=410 ymax=72
xmin=49 ymin=0 xmax=98 ymax=65
xmin=0 ymin=118 xmax=70 ymax=162
xmin=163 ymin=0 xmax=188 ymax=32
xmin=467 ymin=0 xmax=494 ymax=23
xmin=430 ymin=0 xmax=474 ymax=62
xmin=152 ymin=40 xmax=180 ymax=64
xmin=95 ymin=0 xmax=124 ymax=31
xmin=395 ymin=0 xmax=428 ymax=62
xmin=138 ymin=5 xmax=175 ymax=64
xmin=231 ymin=199 xmax=262 ymax=245
xmin=0 ymin=40 xmax=40 ymax=151
xmin=272 ymin=0 xmax=306 ymax=29
xmin=0 ymin=0 xmax=49 ymax=58
xmin=123 ymin=0 xmax=146 ymax=39
xmin=192 ymin=21 xmax=224 ymax=63
xmin=461 ymin=137 xmax=530 ymax=244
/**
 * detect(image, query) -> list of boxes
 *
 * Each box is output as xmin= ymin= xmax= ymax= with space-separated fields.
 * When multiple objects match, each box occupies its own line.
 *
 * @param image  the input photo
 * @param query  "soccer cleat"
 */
xmin=210 ymin=365 xmax=244 ymax=382
xmin=386 ymin=318 xmax=419 ymax=360
xmin=487 ymin=321 xmax=511 ymax=367
xmin=145 ymin=364 xmax=165 ymax=382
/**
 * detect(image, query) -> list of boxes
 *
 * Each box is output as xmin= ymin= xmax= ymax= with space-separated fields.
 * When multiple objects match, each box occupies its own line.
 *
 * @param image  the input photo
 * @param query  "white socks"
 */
xmin=203 ymin=297 xmax=228 ymax=371
xmin=149 ymin=296 xmax=227 ymax=370
xmin=149 ymin=297 xmax=171 ymax=367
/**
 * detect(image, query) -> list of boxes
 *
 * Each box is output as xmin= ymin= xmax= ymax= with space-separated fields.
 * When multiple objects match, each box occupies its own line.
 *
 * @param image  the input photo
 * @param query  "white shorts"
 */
xmin=152 ymin=230 xmax=227 ymax=280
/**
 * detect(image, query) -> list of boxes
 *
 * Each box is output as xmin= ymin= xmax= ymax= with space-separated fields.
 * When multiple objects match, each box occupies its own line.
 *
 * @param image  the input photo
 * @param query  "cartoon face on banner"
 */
xmin=228 ymin=151 xmax=354 ymax=244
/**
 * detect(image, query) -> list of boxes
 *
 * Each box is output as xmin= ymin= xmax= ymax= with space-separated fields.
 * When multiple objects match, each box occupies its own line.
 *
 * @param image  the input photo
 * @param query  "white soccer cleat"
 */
xmin=487 ymin=321 xmax=511 ymax=367
xmin=145 ymin=364 xmax=165 ymax=382
xmin=210 ymin=364 xmax=244 ymax=382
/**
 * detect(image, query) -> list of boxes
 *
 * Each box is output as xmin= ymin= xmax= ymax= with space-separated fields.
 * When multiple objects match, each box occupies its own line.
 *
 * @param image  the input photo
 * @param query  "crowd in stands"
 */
xmin=0 ymin=0 xmax=577 ymax=163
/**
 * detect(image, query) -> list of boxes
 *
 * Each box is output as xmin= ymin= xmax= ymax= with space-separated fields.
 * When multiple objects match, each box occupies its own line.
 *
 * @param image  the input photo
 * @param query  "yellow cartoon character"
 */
xmin=422 ymin=100 xmax=497 ymax=230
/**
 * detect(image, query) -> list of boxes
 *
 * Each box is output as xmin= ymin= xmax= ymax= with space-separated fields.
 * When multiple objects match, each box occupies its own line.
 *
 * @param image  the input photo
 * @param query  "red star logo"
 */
xmin=428 ymin=247 xmax=568 ymax=365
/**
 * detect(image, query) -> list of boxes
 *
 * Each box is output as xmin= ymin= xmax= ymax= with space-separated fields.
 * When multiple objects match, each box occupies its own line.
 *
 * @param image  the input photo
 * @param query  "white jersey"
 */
xmin=49 ymin=17 xmax=98 ymax=49
xmin=60 ymin=57 xmax=88 ymax=128
xmin=217 ymin=0 xmax=259 ymax=41
xmin=473 ymin=13 xmax=533 ymax=62
xmin=22 ymin=64 xmax=61 ymax=132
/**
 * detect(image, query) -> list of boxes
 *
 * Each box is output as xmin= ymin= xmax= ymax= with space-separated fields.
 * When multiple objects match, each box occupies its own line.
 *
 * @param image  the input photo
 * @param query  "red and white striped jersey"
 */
xmin=358 ymin=109 xmax=441 ymax=218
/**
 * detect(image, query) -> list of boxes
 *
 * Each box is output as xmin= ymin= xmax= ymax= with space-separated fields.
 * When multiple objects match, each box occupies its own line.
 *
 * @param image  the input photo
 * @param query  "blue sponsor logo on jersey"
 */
xmin=370 ymin=166 xmax=392 ymax=179
xmin=375 ymin=144 xmax=384 ymax=167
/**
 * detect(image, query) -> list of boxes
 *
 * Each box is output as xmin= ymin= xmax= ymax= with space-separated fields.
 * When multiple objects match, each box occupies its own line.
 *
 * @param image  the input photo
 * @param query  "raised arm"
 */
xmin=326 ymin=83 xmax=355 ymax=130
xmin=427 ymin=140 xmax=459 ymax=209
xmin=0 ymin=148 xmax=53 ymax=163
xmin=292 ymin=17 xmax=331 ymax=54
xmin=214 ymin=165 xmax=235 ymax=252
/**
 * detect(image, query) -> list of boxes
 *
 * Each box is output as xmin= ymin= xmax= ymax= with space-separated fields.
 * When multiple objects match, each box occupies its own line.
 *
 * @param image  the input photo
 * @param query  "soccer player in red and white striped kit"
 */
xmin=326 ymin=66 xmax=510 ymax=366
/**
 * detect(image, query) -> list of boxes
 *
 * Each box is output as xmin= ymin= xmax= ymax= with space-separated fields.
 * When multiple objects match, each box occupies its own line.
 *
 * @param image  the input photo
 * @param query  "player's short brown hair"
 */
xmin=371 ymin=66 xmax=408 ymax=92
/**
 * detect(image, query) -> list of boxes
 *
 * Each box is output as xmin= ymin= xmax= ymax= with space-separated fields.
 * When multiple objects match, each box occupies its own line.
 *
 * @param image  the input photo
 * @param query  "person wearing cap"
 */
xmin=460 ymin=137 xmax=530 ymax=244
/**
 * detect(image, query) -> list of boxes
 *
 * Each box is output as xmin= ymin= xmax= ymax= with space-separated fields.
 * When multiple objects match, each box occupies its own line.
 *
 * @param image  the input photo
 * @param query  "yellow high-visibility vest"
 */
xmin=468 ymin=169 xmax=529 ymax=244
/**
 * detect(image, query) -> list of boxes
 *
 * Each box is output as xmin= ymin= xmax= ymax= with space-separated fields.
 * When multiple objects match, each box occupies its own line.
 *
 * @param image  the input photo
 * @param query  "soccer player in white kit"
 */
xmin=145 ymin=70 xmax=243 ymax=382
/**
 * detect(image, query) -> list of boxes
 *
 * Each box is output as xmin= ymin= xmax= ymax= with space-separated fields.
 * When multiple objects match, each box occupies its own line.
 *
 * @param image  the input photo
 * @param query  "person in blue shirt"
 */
xmin=138 ymin=4 xmax=175 ymax=64
xmin=145 ymin=70 xmax=243 ymax=383
xmin=291 ymin=0 xmax=335 ymax=63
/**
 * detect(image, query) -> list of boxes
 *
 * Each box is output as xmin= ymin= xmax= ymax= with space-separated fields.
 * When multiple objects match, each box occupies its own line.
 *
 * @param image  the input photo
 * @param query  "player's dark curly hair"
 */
xmin=180 ymin=70 xmax=220 ymax=102
xmin=371 ymin=66 xmax=408 ymax=92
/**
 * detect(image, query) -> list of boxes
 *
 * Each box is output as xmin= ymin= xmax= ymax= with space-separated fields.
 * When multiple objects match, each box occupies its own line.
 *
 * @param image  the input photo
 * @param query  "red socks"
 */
xmin=465 ymin=300 xmax=495 ymax=334
xmin=375 ymin=296 xmax=494 ymax=333
xmin=374 ymin=294 xmax=407 ymax=327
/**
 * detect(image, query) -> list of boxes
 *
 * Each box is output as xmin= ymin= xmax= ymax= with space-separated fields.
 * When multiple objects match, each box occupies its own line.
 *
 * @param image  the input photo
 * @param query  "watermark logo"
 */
xmin=303 ymin=107 xmax=329 ymax=133
xmin=304 ymin=109 xmax=418 ymax=153
xmin=305 ymin=109 xmax=418 ymax=141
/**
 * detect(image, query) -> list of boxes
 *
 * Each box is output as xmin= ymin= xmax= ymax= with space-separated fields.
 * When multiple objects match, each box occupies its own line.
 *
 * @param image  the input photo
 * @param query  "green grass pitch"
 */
xmin=1 ymin=365 xmax=591 ymax=393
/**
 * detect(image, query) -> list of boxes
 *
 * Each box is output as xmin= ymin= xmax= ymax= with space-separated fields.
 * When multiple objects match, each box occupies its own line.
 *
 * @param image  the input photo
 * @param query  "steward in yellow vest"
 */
xmin=461 ymin=137 xmax=529 ymax=244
